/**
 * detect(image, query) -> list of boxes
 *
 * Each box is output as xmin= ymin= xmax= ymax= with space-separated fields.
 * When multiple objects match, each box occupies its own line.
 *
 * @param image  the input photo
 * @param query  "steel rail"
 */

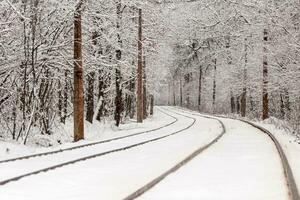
xmin=173 ymin=106 xmax=300 ymax=200
xmin=0 ymin=108 xmax=177 ymax=164
xmin=123 ymin=107 xmax=226 ymax=200
xmin=0 ymin=107 xmax=196 ymax=186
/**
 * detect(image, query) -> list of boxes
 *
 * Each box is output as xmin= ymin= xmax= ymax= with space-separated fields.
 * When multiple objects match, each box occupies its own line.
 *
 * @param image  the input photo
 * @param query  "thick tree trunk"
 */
xmin=262 ymin=28 xmax=269 ymax=120
xmin=73 ymin=1 xmax=85 ymax=142
xmin=137 ymin=8 xmax=143 ymax=123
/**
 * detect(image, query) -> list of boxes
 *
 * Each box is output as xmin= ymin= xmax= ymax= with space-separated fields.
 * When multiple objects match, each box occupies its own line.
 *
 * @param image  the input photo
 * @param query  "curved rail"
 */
xmin=123 ymin=107 xmax=226 ymax=200
xmin=173 ymin=106 xmax=299 ymax=200
xmin=0 ymin=108 xmax=196 ymax=186
xmin=0 ymin=108 xmax=177 ymax=164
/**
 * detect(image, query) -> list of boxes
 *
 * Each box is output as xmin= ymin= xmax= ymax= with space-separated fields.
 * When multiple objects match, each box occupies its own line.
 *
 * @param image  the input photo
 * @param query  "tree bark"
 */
xmin=150 ymin=94 xmax=154 ymax=116
xmin=180 ymin=78 xmax=183 ymax=107
xmin=198 ymin=65 xmax=202 ymax=111
xmin=86 ymin=72 xmax=95 ymax=123
xmin=73 ymin=1 xmax=85 ymax=142
xmin=143 ymin=56 xmax=148 ymax=119
xmin=262 ymin=28 xmax=269 ymax=120
xmin=114 ymin=0 xmax=124 ymax=127
xmin=241 ymin=38 xmax=248 ymax=117
xmin=137 ymin=8 xmax=143 ymax=123
xmin=212 ymin=59 xmax=217 ymax=108
xmin=230 ymin=92 xmax=236 ymax=113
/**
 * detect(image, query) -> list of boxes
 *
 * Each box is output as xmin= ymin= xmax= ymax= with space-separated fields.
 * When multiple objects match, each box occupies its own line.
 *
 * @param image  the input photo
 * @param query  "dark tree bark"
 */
xmin=241 ymin=38 xmax=248 ymax=117
xmin=137 ymin=8 xmax=143 ymax=123
xmin=149 ymin=94 xmax=154 ymax=116
xmin=96 ymin=71 xmax=106 ymax=121
xmin=143 ymin=56 xmax=148 ymax=119
xmin=230 ymin=92 xmax=236 ymax=113
xmin=198 ymin=65 xmax=202 ymax=111
xmin=62 ymin=70 xmax=68 ymax=124
xmin=73 ymin=1 xmax=85 ymax=142
xmin=236 ymin=96 xmax=241 ymax=114
xmin=262 ymin=28 xmax=269 ymax=120
xmin=114 ymin=0 xmax=124 ymax=127
xmin=173 ymin=80 xmax=176 ymax=106
xmin=180 ymin=78 xmax=183 ymax=107
xmin=212 ymin=59 xmax=217 ymax=108
xmin=58 ymin=79 xmax=63 ymax=121
xmin=86 ymin=72 xmax=95 ymax=123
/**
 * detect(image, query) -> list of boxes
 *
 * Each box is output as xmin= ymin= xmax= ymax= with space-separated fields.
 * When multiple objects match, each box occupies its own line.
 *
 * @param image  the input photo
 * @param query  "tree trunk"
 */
xmin=236 ymin=96 xmax=241 ymax=114
xmin=62 ymin=70 xmax=68 ymax=124
xmin=230 ymin=92 xmax=236 ymax=113
xmin=137 ymin=8 xmax=143 ymax=123
xmin=212 ymin=59 xmax=217 ymax=108
xmin=73 ymin=1 xmax=85 ymax=142
xmin=180 ymin=78 xmax=183 ymax=107
xmin=114 ymin=0 xmax=123 ymax=127
xmin=241 ymin=38 xmax=248 ymax=117
xmin=143 ymin=56 xmax=148 ymax=119
xmin=198 ymin=65 xmax=202 ymax=111
xmin=86 ymin=72 xmax=95 ymax=123
xmin=262 ymin=28 xmax=269 ymax=120
xmin=150 ymin=94 xmax=154 ymax=116
xmin=173 ymin=80 xmax=176 ymax=106
xmin=96 ymin=71 xmax=105 ymax=121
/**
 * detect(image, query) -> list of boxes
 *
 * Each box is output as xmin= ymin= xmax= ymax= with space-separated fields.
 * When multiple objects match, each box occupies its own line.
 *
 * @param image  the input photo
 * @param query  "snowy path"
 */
xmin=0 ymin=107 xmax=296 ymax=200
xmin=138 ymin=107 xmax=290 ymax=200
xmin=0 ymin=108 xmax=193 ymax=183
xmin=0 ymin=107 xmax=177 ymax=161
xmin=0 ymin=107 xmax=222 ymax=200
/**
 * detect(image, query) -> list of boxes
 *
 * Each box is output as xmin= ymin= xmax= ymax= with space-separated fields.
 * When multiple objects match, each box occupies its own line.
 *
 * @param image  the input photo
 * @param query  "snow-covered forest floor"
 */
xmin=0 ymin=107 xmax=171 ymax=160
xmin=0 ymin=107 xmax=299 ymax=200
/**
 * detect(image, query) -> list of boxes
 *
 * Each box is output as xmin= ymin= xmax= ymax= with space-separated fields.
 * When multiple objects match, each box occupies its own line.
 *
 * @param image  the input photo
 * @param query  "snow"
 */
xmin=139 ymin=109 xmax=288 ymax=200
xmin=0 ymin=107 xmax=298 ymax=200
xmin=254 ymin=121 xmax=300 ymax=194
xmin=0 ymin=107 xmax=222 ymax=200
xmin=0 ymin=107 xmax=174 ymax=161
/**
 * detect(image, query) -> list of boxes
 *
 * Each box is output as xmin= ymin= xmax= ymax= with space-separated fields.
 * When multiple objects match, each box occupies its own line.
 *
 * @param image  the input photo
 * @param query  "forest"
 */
xmin=0 ymin=0 xmax=299 ymax=145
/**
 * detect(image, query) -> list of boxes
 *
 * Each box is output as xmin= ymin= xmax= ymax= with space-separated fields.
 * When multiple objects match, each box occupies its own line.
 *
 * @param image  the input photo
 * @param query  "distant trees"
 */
xmin=158 ymin=0 xmax=300 ymax=130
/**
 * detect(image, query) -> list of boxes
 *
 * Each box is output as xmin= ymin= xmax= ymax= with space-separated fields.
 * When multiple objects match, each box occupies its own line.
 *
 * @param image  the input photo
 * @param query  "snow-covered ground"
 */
xmin=0 ymin=107 xmax=222 ymax=200
xmin=255 ymin=122 xmax=300 ymax=194
xmin=0 ymin=107 xmax=175 ymax=161
xmin=140 ymin=109 xmax=288 ymax=200
xmin=0 ymin=106 xmax=298 ymax=200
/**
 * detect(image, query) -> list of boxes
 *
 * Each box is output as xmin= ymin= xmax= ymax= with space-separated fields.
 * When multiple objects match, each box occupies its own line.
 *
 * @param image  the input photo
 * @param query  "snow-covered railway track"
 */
xmin=0 ymin=108 xmax=177 ymax=165
xmin=123 ymin=108 xmax=226 ymax=200
xmin=0 ymin=108 xmax=196 ymax=186
xmin=173 ymin=107 xmax=300 ymax=200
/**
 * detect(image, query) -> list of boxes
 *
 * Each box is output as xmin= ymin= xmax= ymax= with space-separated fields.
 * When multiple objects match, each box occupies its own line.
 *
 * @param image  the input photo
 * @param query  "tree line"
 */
xmin=0 ymin=0 xmax=157 ymax=144
xmin=159 ymin=0 xmax=300 ymax=132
